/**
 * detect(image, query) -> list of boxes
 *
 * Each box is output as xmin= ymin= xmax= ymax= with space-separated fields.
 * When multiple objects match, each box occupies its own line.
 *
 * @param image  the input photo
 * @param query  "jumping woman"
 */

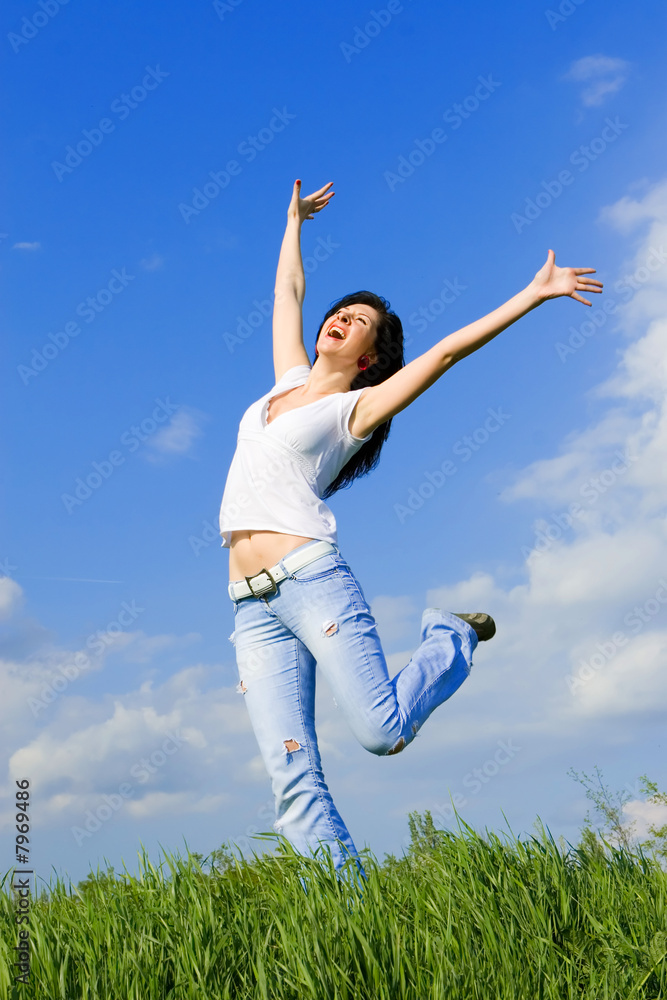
xmin=219 ymin=179 xmax=602 ymax=884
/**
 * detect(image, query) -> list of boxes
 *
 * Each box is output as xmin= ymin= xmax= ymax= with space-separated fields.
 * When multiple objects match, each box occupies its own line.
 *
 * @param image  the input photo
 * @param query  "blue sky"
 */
xmin=2 ymin=0 xmax=667 ymax=885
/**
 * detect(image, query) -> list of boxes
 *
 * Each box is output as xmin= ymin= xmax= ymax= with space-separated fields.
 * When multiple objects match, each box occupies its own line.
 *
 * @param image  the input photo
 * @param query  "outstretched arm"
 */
xmin=353 ymin=250 xmax=603 ymax=437
xmin=272 ymin=179 xmax=335 ymax=382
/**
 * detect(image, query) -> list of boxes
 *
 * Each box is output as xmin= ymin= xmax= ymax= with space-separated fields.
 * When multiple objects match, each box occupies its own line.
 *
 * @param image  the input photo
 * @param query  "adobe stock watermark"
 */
xmin=394 ymin=407 xmax=510 ymax=523
xmin=189 ymin=517 xmax=223 ymax=557
xmin=17 ymin=267 xmax=135 ymax=385
xmin=404 ymin=276 xmax=468 ymax=346
xmin=384 ymin=75 xmax=501 ymax=192
xmin=178 ymin=107 xmax=296 ymax=224
xmin=565 ymin=579 xmax=667 ymax=694
xmin=400 ymin=737 xmax=522 ymax=849
xmin=521 ymin=448 xmax=640 ymax=560
xmin=511 ymin=117 xmax=629 ymax=233
xmin=1 ymin=557 xmax=18 ymax=578
xmin=222 ymin=796 xmax=277 ymax=861
xmin=190 ymin=444 xmax=298 ymax=556
xmin=61 ymin=398 xmax=180 ymax=514
xmin=223 ymin=235 xmax=340 ymax=354
xmin=27 ymin=600 xmax=145 ymax=717
xmin=340 ymin=0 xmax=413 ymax=63
xmin=51 ymin=67 xmax=169 ymax=181
xmin=70 ymin=729 xmax=190 ymax=846
xmin=555 ymin=245 xmax=667 ymax=362
xmin=8 ymin=0 xmax=70 ymax=54
xmin=213 ymin=0 xmax=245 ymax=20
xmin=545 ymin=0 xmax=587 ymax=30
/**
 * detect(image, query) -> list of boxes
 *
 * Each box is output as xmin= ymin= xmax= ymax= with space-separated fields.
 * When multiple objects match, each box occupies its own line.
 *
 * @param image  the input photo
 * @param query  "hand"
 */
xmin=531 ymin=249 xmax=603 ymax=306
xmin=287 ymin=179 xmax=335 ymax=224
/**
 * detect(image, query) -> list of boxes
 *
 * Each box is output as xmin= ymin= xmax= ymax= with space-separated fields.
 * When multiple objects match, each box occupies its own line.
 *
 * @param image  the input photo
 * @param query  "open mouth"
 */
xmin=327 ymin=325 xmax=346 ymax=340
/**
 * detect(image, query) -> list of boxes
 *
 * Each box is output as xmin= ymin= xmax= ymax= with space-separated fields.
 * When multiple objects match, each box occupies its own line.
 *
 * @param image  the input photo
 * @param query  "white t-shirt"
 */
xmin=218 ymin=365 xmax=373 ymax=548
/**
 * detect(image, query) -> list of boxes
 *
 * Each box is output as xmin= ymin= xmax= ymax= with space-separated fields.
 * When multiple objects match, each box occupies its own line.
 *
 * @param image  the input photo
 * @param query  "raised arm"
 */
xmin=272 ymin=179 xmax=335 ymax=382
xmin=354 ymin=250 xmax=603 ymax=437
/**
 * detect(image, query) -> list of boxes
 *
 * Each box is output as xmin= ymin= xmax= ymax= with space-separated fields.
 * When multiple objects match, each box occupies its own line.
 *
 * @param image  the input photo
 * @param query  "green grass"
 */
xmin=1 ymin=819 xmax=666 ymax=999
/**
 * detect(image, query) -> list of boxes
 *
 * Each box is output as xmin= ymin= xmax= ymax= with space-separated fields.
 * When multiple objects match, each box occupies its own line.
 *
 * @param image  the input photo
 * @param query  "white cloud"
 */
xmin=563 ymin=54 xmax=631 ymax=106
xmin=0 ymin=625 xmax=201 ymax=743
xmin=564 ymin=55 xmax=630 ymax=81
xmin=139 ymin=254 xmax=165 ymax=272
xmin=127 ymin=791 xmax=229 ymax=818
xmin=108 ymin=630 xmax=202 ymax=664
xmin=144 ymin=408 xmax=207 ymax=460
xmin=0 ymin=576 xmax=23 ymax=621
xmin=13 ymin=241 xmax=41 ymax=251
xmin=501 ymin=185 xmax=667 ymax=517
xmin=370 ymin=594 xmax=419 ymax=644
xmin=565 ymin=617 xmax=667 ymax=713
xmin=580 ymin=78 xmax=626 ymax=106
xmin=8 ymin=702 xmax=202 ymax=787
xmin=623 ymin=797 xmax=667 ymax=840
xmin=0 ymin=638 xmax=259 ymax=831
xmin=597 ymin=178 xmax=667 ymax=236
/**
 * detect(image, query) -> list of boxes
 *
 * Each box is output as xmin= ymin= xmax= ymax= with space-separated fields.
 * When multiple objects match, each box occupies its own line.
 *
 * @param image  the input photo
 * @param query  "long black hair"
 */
xmin=314 ymin=290 xmax=404 ymax=499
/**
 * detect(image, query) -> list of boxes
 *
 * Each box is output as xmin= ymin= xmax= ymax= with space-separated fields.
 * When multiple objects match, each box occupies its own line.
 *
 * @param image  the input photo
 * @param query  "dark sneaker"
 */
xmin=452 ymin=613 xmax=496 ymax=642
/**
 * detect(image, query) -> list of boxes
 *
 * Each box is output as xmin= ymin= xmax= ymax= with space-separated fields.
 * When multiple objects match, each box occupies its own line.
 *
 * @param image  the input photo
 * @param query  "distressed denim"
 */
xmin=228 ymin=539 xmax=477 ymax=886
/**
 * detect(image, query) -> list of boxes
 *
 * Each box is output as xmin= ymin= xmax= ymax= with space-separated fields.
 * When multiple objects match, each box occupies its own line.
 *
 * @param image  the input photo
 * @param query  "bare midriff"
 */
xmin=228 ymin=530 xmax=318 ymax=581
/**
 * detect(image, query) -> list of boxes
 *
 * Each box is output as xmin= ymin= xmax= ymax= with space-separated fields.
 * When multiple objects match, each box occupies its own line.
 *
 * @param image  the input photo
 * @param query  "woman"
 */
xmin=219 ymin=179 xmax=602 ymax=883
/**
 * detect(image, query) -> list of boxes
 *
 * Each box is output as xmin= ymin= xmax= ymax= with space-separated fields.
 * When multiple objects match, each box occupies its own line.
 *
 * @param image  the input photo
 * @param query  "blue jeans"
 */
xmin=228 ymin=540 xmax=477 ymax=885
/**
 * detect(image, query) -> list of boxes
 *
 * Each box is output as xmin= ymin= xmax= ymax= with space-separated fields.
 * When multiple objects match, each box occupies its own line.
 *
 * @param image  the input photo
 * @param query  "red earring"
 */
xmin=357 ymin=355 xmax=370 ymax=370
xmin=315 ymin=348 xmax=319 ymax=357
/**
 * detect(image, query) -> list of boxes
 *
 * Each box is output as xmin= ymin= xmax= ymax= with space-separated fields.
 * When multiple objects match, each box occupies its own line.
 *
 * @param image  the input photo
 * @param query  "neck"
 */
xmin=304 ymin=360 xmax=356 ymax=394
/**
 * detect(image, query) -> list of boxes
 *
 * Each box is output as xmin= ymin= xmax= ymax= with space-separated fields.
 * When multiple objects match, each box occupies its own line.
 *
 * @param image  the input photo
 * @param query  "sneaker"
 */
xmin=452 ymin=612 xmax=496 ymax=642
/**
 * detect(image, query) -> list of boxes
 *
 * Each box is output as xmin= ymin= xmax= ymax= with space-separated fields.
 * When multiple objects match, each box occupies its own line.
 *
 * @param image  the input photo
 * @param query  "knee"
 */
xmin=361 ymin=720 xmax=421 ymax=757
xmin=361 ymin=731 xmax=406 ymax=757
xmin=385 ymin=736 xmax=406 ymax=756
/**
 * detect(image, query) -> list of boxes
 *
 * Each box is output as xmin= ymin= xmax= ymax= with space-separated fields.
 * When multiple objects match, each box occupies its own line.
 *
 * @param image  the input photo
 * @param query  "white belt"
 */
xmin=228 ymin=540 xmax=336 ymax=601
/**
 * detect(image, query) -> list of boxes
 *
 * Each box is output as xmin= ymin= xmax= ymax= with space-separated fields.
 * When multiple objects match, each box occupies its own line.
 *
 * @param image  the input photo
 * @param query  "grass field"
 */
xmin=2 ymin=816 xmax=666 ymax=999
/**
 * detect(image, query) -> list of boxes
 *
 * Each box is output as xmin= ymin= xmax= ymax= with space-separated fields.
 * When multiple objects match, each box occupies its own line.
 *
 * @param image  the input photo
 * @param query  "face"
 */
xmin=317 ymin=303 xmax=380 ymax=366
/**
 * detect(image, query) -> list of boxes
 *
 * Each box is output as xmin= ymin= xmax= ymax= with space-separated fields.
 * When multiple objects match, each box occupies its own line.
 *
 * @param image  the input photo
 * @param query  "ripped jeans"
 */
xmin=228 ymin=540 xmax=477 ymax=884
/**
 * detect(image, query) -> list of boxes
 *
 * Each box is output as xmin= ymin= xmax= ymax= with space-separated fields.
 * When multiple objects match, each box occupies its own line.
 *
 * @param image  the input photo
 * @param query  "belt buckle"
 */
xmin=245 ymin=567 xmax=278 ymax=597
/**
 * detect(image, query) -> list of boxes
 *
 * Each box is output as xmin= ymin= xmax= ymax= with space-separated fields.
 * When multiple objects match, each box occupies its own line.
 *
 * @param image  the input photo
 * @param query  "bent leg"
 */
xmin=272 ymin=556 xmax=477 ymax=757
xmin=390 ymin=606 xmax=478 ymax=752
xmin=231 ymin=595 xmax=366 ymax=880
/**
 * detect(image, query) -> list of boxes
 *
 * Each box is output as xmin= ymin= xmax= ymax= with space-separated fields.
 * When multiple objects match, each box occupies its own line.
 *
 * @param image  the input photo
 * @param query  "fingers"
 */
xmin=577 ymin=276 xmax=603 ymax=289
xmin=302 ymin=182 xmax=334 ymax=199
xmin=573 ymin=268 xmax=604 ymax=288
xmin=300 ymin=180 xmax=335 ymax=198
xmin=306 ymin=201 xmax=333 ymax=216
xmin=307 ymin=188 xmax=335 ymax=204
xmin=304 ymin=193 xmax=335 ymax=214
xmin=571 ymin=264 xmax=603 ymax=299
